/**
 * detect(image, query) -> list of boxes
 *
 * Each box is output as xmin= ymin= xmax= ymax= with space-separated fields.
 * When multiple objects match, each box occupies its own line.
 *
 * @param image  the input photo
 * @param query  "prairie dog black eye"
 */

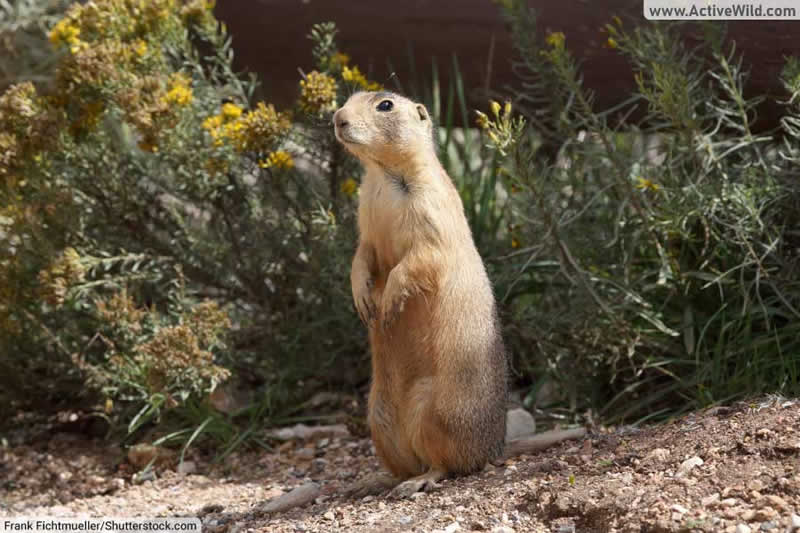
xmin=376 ymin=100 xmax=393 ymax=112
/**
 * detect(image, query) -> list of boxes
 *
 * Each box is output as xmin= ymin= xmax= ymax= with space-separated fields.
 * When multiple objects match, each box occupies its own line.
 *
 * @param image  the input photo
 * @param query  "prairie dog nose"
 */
xmin=333 ymin=109 xmax=349 ymax=129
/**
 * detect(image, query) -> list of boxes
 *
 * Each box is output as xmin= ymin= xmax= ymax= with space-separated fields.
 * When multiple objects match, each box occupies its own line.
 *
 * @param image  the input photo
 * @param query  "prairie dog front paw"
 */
xmin=353 ymin=278 xmax=377 ymax=327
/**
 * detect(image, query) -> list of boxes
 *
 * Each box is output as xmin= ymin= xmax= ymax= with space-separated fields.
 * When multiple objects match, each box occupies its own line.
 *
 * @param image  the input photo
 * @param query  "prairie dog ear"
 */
xmin=415 ymin=104 xmax=429 ymax=122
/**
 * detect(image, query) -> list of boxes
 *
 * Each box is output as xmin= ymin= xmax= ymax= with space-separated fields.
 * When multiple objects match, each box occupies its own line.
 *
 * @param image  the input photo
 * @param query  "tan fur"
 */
xmin=334 ymin=92 xmax=584 ymax=497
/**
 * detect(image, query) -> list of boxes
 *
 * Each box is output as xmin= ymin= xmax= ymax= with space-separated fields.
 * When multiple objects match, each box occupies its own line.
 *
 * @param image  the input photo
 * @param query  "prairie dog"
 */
xmin=334 ymin=91 xmax=585 ymax=497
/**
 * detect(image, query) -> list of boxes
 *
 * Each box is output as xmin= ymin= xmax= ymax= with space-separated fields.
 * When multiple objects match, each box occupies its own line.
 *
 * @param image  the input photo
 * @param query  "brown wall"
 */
xmin=215 ymin=1 xmax=800 ymax=130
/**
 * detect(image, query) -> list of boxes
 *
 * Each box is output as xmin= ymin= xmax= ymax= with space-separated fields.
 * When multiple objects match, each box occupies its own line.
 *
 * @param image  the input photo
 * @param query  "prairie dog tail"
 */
xmin=496 ymin=427 xmax=587 ymax=463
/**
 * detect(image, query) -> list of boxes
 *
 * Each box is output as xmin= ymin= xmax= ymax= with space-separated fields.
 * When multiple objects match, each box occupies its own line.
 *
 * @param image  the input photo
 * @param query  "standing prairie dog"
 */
xmin=334 ymin=91 xmax=585 ymax=498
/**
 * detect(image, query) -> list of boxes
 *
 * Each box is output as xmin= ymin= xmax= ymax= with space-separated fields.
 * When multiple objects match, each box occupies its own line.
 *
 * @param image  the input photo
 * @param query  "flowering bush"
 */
xmin=0 ymin=2 xmax=381 ymax=433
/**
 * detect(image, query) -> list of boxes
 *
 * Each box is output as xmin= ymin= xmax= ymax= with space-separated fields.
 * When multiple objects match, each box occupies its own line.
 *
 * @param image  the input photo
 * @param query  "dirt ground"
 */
xmin=2 ymin=396 xmax=799 ymax=533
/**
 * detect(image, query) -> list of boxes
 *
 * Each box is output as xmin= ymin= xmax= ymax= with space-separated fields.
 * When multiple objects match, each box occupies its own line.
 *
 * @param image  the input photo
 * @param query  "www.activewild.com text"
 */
xmin=648 ymin=3 xmax=796 ymax=17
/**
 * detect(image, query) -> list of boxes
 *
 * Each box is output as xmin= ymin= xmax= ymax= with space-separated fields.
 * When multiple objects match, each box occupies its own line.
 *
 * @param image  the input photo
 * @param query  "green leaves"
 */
xmin=492 ymin=3 xmax=800 ymax=423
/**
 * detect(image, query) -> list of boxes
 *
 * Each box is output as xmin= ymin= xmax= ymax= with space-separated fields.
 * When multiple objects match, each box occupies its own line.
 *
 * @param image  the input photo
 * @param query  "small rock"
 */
xmin=724 ymin=507 xmax=743 ymax=520
xmin=310 ymin=458 xmax=328 ymax=474
xmin=177 ymin=461 xmax=197 ymax=475
xmin=720 ymin=498 xmax=738 ymax=507
xmin=491 ymin=527 xmax=515 ymax=533
xmin=337 ymin=469 xmax=354 ymax=480
xmin=398 ymin=516 xmax=413 ymax=525
xmin=753 ymin=508 xmax=777 ymax=521
xmin=762 ymin=494 xmax=787 ymax=511
xmin=323 ymin=511 xmax=335 ymax=521
xmin=197 ymin=504 xmax=225 ymax=516
xmin=131 ymin=470 xmax=156 ymax=485
xmin=736 ymin=524 xmax=751 ymax=533
xmin=702 ymin=493 xmax=720 ymax=507
xmin=294 ymin=448 xmax=315 ymax=460
xmin=645 ymin=448 xmax=670 ymax=463
xmin=676 ymin=456 xmax=704 ymax=477
xmin=361 ymin=495 xmax=374 ymax=503
xmin=759 ymin=521 xmax=777 ymax=531
xmin=443 ymin=522 xmax=461 ymax=533
xmin=671 ymin=504 xmax=689 ymax=514
xmin=790 ymin=514 xmax=800 ymax=530
xmin=378 ymin=501 xmax=386 ymax=510
xmin=505 ymin=408 xmax=536 ymax=440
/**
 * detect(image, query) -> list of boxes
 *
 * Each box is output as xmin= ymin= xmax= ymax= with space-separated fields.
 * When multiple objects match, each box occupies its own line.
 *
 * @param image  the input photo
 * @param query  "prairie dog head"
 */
xmin=333 ymin=91 xmax=434 ymax=168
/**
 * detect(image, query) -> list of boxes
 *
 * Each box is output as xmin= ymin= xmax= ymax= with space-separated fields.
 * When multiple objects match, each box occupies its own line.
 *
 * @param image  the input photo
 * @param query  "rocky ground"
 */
xmin=2 ymin=397 xmax=799 ymax=533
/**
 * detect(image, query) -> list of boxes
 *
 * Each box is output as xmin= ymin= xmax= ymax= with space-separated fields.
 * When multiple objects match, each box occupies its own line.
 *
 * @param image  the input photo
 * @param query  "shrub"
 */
xmin=483 ymin=2 xmax=800 ymax=422
xmin=0 ymin=2 xmax=381 ymax=436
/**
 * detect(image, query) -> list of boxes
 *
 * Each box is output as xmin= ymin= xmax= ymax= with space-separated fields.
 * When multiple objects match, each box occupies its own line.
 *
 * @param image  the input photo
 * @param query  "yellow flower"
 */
xmin=545 ymin=31 xmax=566 ymax=49
xmin=49 ymin=18 xmax=81 ymax=49
xmin=299 ymin=71 xmax=338 ymax=114
xmin=164 ymin=85 xmax=192 ymax=106
xmin=221 ymin=102 xmax=243 ymax=119
xmin=259 ymin=150 xmax=294 ymax=170
xmin=70 ymin=41 xmax=89 ymax=54
xmin=221 ymin=120 xmax=245 ymax=146
xmin=342 ymin=65 xmax=382 ymax=91
xmin=203 ymin=114 xmax=223 ymax=130
xmin=635 ymin=177 xmax=660 ymax=191
xmin=162 ymin=74 xmax=193 ymax=106
xmin=612 ymin=15 xmax=623 ymax=27
xmin=204 ymin=101 xmax=291 ymax=152
xmin=511 ymin=237 xmax=520 ymax=249
xmin=340 ymin=177 xmax=358 ymax=197
xmin=234 ymin=102 xmax=292 ymax=153
xmin=475 ymin=111 xmax=489 ymax=130
xmin=490 ymin=101 xmax=502 ymax=117
xmin=606 ymin=37 xmax=618 ymax=49
xmin=133 ymin=39 xmax=148 ymax=57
